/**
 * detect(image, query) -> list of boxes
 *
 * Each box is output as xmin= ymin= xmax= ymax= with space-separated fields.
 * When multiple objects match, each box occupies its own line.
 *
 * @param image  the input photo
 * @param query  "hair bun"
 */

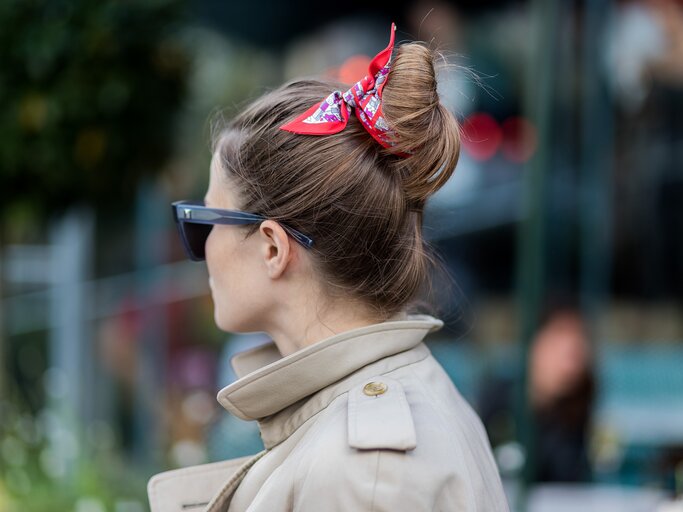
xmin=382 ymin=43 xmax=461 ymax=206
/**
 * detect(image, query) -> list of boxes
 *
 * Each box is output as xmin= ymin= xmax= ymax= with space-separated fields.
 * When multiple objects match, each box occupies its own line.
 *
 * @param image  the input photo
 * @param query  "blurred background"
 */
xmin=1 ymin=0 xmax=682 ymax=511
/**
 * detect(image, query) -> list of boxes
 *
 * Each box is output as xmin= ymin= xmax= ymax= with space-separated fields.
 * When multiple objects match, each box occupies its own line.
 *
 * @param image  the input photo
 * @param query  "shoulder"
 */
xmin=293 ymin=365 xmax=508 ymax=510
xmin=296 ymin=366 xmax=489 ymax=466
xmin=292 ymin=375 xmax=496 ymax=511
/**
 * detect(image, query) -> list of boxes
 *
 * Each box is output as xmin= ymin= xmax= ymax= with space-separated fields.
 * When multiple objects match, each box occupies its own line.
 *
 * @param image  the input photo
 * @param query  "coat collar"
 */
xmin=216 ymin=313 xmax=443 ymax=447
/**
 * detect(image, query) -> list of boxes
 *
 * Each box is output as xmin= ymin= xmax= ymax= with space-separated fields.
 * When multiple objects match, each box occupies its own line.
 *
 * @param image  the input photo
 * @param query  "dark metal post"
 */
xmin=515 ymin=0 xmax=561 ymax=505
xmin=579 ymin=0 xmax=613 ymax=328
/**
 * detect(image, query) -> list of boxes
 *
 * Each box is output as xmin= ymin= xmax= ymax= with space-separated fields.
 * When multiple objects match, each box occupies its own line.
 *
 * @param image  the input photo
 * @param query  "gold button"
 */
xmin=363 ymin=381 xmax=388 ymax=397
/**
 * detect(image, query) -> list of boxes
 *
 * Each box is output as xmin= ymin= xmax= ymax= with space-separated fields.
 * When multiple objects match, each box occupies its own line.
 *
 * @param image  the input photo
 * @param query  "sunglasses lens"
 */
xmin=180 ymin=221 xmax=212 ymax=261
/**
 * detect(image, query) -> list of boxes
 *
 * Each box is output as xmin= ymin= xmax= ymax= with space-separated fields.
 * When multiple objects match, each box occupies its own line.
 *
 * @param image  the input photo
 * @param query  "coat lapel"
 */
xmin=205 ymin=450 xmax=267 ymax=511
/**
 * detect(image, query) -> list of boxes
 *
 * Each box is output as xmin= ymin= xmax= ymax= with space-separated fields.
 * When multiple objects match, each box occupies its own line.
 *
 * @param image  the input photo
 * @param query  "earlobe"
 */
xmin=259 ymin=220 xmax=292 ymax=279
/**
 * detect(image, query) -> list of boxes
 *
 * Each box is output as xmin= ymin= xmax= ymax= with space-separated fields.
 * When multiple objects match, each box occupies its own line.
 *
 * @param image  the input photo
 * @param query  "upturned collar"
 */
xmin=216 ymin=314 xmax=443 ymax=447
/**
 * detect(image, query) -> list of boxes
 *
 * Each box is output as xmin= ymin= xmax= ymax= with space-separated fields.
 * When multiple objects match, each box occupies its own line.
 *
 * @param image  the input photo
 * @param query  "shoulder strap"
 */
xmin=347 ymin=376 xmax=417 ymax=451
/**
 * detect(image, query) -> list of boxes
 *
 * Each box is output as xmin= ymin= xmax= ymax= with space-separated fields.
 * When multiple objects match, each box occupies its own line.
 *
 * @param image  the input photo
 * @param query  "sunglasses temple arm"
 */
xmin=283 ymin=226 xmax=313 ymax=249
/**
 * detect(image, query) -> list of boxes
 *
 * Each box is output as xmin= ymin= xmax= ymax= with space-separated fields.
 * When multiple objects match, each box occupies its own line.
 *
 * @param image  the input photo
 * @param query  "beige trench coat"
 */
xmin=148 ymin=314 xmax=510 ymax=511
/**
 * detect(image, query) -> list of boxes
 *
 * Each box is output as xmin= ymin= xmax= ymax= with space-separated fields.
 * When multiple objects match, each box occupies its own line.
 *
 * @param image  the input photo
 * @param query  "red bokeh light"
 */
xmin=501 ymin=116 xmax=538 ymax=163
xmin=461 ymin=112 xmax=502 ymax=161
xmin=338 ymin=55 xmax=372 ymax=84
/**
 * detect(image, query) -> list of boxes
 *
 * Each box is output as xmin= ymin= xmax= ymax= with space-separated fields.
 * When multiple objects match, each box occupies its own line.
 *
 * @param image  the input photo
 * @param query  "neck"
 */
xmin=264 ymin=294 xmax=389 ymax=357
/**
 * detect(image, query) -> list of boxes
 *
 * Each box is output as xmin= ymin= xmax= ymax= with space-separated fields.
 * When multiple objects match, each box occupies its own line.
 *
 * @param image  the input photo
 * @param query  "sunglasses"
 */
xmin=171 ymin=200 xmax=314 ymax=261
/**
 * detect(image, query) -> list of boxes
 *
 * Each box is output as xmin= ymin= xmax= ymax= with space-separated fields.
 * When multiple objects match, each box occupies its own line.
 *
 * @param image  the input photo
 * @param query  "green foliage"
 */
xmin=0 ymin=398 xmax=148 ymax=512
xmin=0 ymin=0 xmax=189 ymax=220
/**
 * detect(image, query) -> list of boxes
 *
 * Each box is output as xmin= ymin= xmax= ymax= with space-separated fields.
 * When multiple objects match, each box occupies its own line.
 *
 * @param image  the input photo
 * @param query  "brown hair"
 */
xmin=211 ymin=41 xmax=461 ymax=319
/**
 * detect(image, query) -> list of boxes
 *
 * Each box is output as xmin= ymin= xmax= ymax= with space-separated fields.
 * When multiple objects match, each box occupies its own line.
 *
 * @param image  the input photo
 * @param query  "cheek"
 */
xmin=204 ymin=228 xmax=219 ymax=276
xmin=204 ymin=227 xmax=264 ymax=331
xmin=205 ymin=230 xmax=236 ymax=324
xmin=205 ymin=227 xmax=237 ymax=284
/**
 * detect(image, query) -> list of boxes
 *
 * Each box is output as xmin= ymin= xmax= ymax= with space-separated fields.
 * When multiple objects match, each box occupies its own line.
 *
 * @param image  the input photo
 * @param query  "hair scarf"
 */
xmin=280 ymin=23 xmax=402 ymax=152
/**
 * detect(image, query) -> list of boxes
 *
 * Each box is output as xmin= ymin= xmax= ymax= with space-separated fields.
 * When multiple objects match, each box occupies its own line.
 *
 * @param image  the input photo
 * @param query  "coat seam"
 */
xmin=370 ymin=450 xmax=380 ymax=512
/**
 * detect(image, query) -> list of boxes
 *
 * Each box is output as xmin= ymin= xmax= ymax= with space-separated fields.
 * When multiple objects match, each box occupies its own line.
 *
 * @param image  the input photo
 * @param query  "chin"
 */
xmin=211 ymin=291 xmax=240 ymax=333
xmin=213 ymin=304 xmax=260 ymax=334
xmin=214 ymin=307 xmax=239 ymax=333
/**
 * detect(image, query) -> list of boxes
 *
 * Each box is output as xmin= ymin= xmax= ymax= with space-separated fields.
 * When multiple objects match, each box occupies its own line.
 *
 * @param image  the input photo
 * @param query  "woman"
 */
xmin=149 ymin=24 xmax=509 ymax=512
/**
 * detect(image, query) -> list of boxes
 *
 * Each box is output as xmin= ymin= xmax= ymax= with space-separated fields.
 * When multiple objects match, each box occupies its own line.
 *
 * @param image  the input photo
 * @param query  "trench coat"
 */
xmin=147 ymin=314 xmax=510 ymax=511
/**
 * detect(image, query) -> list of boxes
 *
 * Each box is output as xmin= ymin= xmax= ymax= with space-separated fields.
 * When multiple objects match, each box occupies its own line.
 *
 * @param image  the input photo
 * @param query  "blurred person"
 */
xmin=479 ymin=301 xmax=595 ymax=483
xmin=528 ymin=305 xmax=595 ymax=482
xmin=148 ymin=24 xmax=509 ymax=512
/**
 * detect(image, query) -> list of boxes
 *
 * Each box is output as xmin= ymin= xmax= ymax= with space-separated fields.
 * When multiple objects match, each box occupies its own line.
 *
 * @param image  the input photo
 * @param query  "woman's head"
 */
xmin=207 ymin=39 xmax=461 ymax=330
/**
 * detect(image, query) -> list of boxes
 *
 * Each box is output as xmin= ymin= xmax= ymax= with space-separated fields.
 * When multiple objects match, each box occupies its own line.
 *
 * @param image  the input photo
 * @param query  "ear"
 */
xmin=258 ymin=220 xmax=295 ymax=279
